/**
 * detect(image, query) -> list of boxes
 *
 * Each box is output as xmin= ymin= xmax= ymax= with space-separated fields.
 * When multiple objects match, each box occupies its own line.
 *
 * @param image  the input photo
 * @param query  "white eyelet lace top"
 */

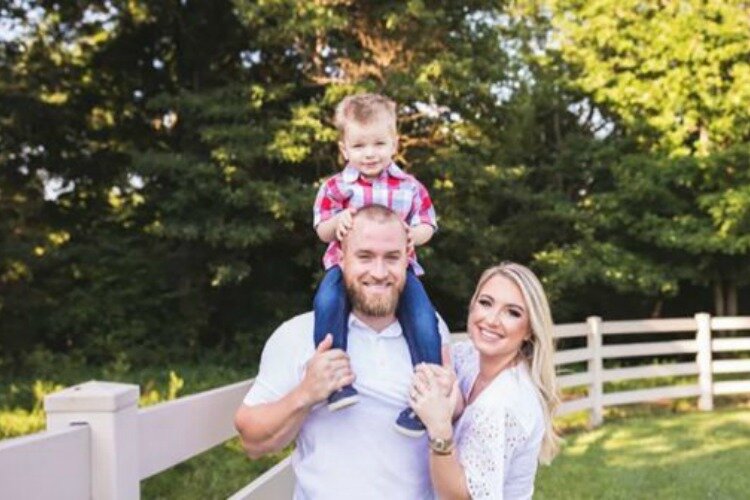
xmin=452 ymin=341 xmax=545 ymax=500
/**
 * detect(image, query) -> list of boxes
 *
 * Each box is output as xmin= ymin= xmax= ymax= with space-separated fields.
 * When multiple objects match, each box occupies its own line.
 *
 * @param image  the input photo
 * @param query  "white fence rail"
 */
xmin=1 ymin=313 xmax=749 ymax=499
xmin=0 ymin=425 xmax=90 ymax=499
xmin=138 ymin=379 xmax=252 ymax=479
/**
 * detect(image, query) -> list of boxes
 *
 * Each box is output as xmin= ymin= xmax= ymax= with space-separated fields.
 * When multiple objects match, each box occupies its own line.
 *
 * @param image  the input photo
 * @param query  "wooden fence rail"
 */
xmin=1 ymin=313 xmax=749 ymax=499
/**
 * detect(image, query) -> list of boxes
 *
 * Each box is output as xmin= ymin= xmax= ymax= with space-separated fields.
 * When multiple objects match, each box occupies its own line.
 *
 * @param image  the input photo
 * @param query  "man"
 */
xmin=234 ymin=205 xmax=449 ymax=499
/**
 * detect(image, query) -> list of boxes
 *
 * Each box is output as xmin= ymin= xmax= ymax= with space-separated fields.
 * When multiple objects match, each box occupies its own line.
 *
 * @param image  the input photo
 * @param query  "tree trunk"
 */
xmin=650 ymin=299 xmax=663 ymax=318
xmin=713 ymin=281 xmax=725 ymax=316
xmin=726 ymin=281 xmax=738 ymax=316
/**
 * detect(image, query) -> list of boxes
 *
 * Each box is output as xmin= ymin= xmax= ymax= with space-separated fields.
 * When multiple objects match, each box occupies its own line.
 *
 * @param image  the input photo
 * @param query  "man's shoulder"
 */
xmin=273 ymin=311 xmax=315 ymax=337
xmin=265 ymin=311 xmax=315 ymax=352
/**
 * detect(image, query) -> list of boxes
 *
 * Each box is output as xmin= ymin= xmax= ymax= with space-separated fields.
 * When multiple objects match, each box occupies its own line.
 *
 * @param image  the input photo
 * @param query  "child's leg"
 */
xmin=394 ymin=269 xmax=440 ymax=437
xmin=396 ymin=269 xmax=441 ymax=366
xmin=313 ymin=266 xmax=349 ymax=350
xmin=313 ymin=266 xmax=359 ymax=410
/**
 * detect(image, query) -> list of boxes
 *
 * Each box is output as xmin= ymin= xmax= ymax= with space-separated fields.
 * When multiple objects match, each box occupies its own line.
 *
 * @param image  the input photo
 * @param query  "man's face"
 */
xmin=341 ymin=217 xmax=408 ymax=319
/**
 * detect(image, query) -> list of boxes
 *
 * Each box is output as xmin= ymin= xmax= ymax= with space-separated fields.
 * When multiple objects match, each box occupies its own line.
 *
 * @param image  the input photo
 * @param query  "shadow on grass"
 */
xmin=536 ymin=408 xmax=750 ymax=499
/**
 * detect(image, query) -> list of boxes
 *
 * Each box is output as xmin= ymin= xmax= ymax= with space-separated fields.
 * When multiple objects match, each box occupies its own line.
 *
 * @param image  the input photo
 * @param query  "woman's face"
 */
xmin=468 ymin=274 xmax=531 ymax=364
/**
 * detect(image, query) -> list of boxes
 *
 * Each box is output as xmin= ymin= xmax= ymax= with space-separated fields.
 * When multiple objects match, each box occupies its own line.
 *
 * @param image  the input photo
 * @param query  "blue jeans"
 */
xmin=313 ymin=266 xmax=441 ymax=366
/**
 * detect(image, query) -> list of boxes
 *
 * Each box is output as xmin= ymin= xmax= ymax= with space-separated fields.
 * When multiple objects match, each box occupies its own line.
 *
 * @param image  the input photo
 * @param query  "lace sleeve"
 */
xmin=459 ymin=404 xmax=530 ymax=500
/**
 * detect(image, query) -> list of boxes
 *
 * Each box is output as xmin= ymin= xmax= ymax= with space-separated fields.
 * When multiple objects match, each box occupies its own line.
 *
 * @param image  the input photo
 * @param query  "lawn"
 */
xmin=536 ymin=406 xmax=750 ymax=499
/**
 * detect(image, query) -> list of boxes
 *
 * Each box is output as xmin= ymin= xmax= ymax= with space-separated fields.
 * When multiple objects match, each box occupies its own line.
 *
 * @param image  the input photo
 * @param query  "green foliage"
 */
xmin=536 ymin=145 xmax=750 ymax=318
xmin=552 ymin=0 xmax=750 ymax=156
xmin=3 ymin=0 xmax=750 ymax=370
xmin=540 ymin=0 xmax=750 ymax=316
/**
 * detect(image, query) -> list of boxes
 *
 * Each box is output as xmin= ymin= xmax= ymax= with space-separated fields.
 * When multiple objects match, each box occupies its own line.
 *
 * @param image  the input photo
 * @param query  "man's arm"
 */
xmin=234 ymin=335 xmax=355 ymax=458
xmin=234 ymin=384 xmax=315 ymax=458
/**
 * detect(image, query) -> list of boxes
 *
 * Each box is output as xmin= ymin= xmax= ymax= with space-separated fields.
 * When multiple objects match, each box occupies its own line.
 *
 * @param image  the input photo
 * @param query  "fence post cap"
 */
xmin=44 ymin=380 xmax=139 ymax=413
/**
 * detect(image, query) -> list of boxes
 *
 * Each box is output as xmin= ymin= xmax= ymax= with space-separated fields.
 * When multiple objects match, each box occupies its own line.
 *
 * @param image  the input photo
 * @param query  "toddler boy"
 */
xmin=312 ymin=93 xmax=440 ymax=437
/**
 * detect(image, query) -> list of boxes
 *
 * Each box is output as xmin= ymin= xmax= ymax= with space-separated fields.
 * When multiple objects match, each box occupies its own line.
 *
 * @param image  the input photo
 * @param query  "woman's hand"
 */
xmin=410 ymin=366 xmax=457 ymax=437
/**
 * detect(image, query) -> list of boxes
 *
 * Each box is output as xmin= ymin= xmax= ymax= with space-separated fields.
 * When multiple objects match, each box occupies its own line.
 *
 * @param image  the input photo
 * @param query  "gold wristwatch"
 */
xmin=428 ymin=435 xmax=454 ymax=456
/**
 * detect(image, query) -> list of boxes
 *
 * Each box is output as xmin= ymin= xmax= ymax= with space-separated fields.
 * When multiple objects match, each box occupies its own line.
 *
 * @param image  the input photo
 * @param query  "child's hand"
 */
xmin=335 ymin=207 xmax=357 ymax=241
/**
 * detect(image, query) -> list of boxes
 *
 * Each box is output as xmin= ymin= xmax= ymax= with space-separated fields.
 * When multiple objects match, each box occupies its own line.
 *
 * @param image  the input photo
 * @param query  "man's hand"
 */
xmin=299 ymin=334 xmax=356 ymax=407
xmin=335 ymin=207 xmax=357 ymax=241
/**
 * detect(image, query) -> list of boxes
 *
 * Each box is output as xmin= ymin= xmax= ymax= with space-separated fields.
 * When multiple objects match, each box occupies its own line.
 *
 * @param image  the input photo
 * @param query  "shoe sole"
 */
xmin=327 ymin=395 xmax=360 ymax=411
xmin=393 ymin=422 xmax=426 ymax=438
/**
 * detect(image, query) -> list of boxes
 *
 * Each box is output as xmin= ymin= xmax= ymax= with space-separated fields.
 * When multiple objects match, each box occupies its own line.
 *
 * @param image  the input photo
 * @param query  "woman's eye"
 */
xmin=478 ymin=299 xmax=492 ymax=307
xmin=508 ymin=309 xmax=522 ymax=318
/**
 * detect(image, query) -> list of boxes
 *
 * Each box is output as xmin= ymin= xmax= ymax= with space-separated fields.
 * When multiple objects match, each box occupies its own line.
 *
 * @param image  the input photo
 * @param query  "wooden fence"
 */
xmin=1 ymin=313 xmax=749 ymax=499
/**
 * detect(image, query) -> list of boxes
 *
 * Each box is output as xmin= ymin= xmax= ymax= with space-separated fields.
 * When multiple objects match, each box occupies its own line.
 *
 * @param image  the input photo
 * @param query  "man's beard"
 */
xmin=345 ymin=278 xmax=403 ymax=317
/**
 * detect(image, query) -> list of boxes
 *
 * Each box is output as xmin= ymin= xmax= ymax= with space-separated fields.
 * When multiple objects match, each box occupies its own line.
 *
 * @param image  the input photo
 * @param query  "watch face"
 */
xmin=430 ymin=437 xmax=453 ymax=453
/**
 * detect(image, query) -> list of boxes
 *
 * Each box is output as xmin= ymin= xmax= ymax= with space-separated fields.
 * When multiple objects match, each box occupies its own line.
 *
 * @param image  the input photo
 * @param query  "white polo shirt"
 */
xmin=244 ymin=311 xmax=450 ymax=500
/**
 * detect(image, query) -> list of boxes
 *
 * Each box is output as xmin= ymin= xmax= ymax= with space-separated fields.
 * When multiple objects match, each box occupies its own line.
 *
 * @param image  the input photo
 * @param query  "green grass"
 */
xmin=537 ymin=405 xmax=750 ymax=499
xmin=141 ymin=440 xmax=288 ymax=499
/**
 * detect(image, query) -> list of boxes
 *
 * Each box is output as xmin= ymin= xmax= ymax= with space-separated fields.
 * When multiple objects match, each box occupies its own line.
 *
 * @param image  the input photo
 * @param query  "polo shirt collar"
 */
xmin=348 ymin=313 xmax=403 ymax=338
xmin=341 ymin=163 xmax=407 ymax=184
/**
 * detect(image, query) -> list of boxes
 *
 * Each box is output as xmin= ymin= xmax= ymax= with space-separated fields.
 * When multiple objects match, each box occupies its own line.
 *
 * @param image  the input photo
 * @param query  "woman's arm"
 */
xmin=410 ymin=368 xmax=471 ymax=499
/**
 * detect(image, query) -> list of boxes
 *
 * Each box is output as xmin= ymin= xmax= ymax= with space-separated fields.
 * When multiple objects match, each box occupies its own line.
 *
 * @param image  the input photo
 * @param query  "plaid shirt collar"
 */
xmin=341 ymin=163 xmax=407 ymax=184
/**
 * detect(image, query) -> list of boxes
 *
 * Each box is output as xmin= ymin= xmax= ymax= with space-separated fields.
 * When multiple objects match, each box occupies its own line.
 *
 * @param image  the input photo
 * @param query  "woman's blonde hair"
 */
xmin=470 ymin=262 xmax=561 ymax=464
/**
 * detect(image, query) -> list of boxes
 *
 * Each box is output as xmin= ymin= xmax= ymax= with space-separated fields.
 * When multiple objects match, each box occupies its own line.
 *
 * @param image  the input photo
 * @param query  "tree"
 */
xmin=542 ymin=0 xmax=750 ymax=315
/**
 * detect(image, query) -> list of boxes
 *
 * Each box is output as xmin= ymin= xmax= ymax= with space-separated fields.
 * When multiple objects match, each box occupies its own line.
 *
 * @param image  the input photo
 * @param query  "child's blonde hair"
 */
xmin=334 ymin=93 xmax=397 ymax=137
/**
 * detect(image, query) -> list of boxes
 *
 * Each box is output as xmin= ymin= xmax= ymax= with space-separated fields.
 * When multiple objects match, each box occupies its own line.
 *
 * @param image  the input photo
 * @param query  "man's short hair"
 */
xmin=341 ymin=206 xmax=404 ymax=253
xmin=353 ymin=205 xmax=402 ymax=226
xmin=334 ymin=93 xmax=397 ymax=136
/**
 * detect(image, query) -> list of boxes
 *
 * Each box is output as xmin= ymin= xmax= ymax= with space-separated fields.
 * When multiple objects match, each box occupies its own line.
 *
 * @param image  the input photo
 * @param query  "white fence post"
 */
xmin=695 ymin=312 xmax=714 ymax=411
xmin=587 ymin=316 xmax=604 ymax=427
xmin=45 ymin=381 xmax=140 ymax=500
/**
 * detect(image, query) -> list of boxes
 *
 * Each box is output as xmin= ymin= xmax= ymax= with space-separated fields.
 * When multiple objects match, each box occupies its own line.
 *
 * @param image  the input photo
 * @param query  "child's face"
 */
xmin=339 ymin=115 xmax=398 ymax=179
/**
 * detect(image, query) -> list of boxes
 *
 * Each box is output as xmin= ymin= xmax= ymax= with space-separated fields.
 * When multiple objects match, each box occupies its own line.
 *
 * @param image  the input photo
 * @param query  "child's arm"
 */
xmin=410 ymin=222 xmax=435 ymax=247
xmin=316 ymin=215 xmax=340 ymax=243
xmin=316 ymin=207 xmax=356 ymax=243
xmin=407 ymin=178 xmax=437 ymax=250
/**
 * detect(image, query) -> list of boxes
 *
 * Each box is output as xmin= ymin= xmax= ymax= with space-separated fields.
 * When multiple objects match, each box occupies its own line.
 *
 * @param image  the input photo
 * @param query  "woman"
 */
xmin=410 ymin=262 xmax=560 ymax=499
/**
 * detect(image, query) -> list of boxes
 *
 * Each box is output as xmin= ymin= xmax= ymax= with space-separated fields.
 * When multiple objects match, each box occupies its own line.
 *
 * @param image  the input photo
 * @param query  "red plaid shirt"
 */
xmin=313 ymin=163 xmax=437 ymax=275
